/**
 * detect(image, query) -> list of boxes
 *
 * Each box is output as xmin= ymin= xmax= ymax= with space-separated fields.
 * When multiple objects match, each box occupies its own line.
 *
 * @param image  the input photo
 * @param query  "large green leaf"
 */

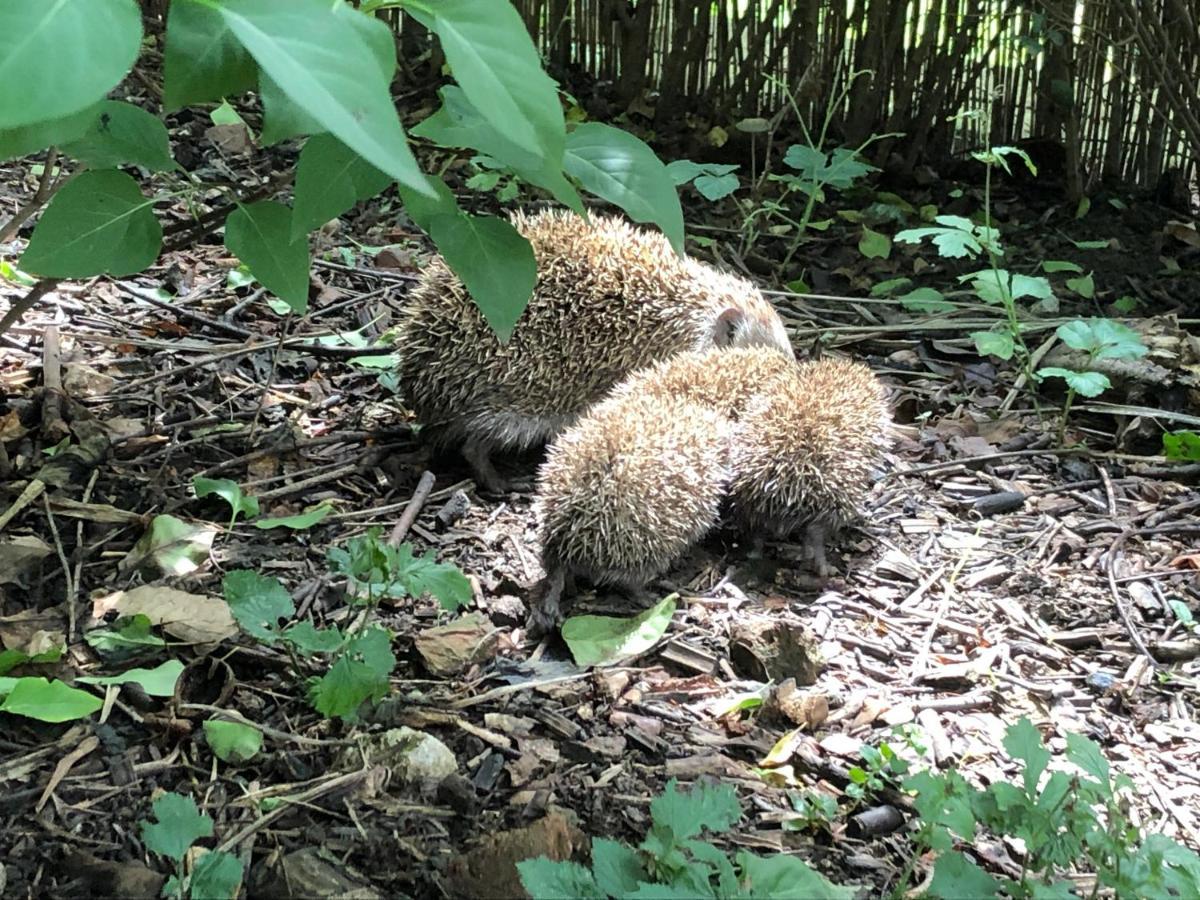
xmin=427 ymin=212 xmax=536 ymax=341
xmin=0 ymin=0 xmax=142 ymax=129
xmin=223 ymin=201 xmax=310 ymax=314
xmin=0 ymin=104 xmax=98 ymax=162
xmin=214 ymin=0 xmax=432 ymax=195
xmin=561 ymin=595 xmax=677 ymax=667
xmin=62 ymin=101 xmax=175 ymax=172
xmin=412 ymin=87 xmax=582 ymax=213
xmin=291 ymin=134 xmax=392 ymax=239
xmin=401 ymin=0 xmax=564 ymax=163
xmin=397 ymin=178 xmax=460 ymax=234
xmin=259 ymin=74 xmax=323 ymax=147
xmin=565 ymin=123 xmax=685 ymax=254
xmin=163 ymin=0 xmax=257 ymax=110
xmin=21 ymin=170 xmax=161 ymax=278
xmin=0 ymin=677 xmax=103 ymax=722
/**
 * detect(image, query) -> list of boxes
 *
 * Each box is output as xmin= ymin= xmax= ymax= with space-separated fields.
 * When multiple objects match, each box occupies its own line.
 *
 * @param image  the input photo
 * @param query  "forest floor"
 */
xmin=1 ymin=123 xmax=1199 ymax=899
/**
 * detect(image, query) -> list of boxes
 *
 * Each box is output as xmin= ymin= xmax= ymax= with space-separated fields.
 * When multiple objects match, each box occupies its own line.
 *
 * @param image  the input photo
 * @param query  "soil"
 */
xmin=1 ymin=97 xmax=1198 ymax=900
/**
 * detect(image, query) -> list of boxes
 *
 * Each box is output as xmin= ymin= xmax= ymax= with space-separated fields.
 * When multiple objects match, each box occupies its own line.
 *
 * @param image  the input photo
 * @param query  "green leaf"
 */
xmin=141 ymin=792 xmax=213 ymax=863
xmin=1055 ymin=319 xmax=1147 ymax=361
xmin=163 ymin=0 xmax=257 ymax=110
xmin=870 ymin=277 xmax=912 ymax=297
xmin=427 ymin=212 xmax=536 ymax=342
xmin=1162 ymin=431 xmax=1200 ymax=461
xmin=591 ymin=838 xmax=646 ymax=897
xmin=193 ymin=476 xmax=259 ymax=523
xmin=823 ymin=147 xmax=879 ymax=189
xmin=895 ymin=224 xmax=981 ymax=259
xmin=562 ymin=594 xmax=676 ymax=667
xmin=1042 ymin=260 xmax=1083 ymax=274
xmin=564 ymin=123 xmax=685 ymax=255
xmin=84 ymin=614 xmax=166 ymax=656
xmin=0 ymin=645 xmax=62 ymax=676
xmin=972 ymin=330 xmax=1015 ymax=360
xmin=189 ymin=849 xmax=244 ymax=900
xmin=77 ymin=660 xmax=184 ymax=697
xmin=0 ymin=0 xmax=142 ymax=129
xmin=401 ymin=0 xmax=565 ymax=163
xmin=21 ymin=170 xmax=162 ymax=278
xmin=782 ymin=144 xmax=827 ymax=177
xmin=282 ymin=620 xmax=344 ymax=656
xmin=899 ymin=287 xmax=954 ymax=313
xmin=1073 ymin=239 xmax=1110 ymax=250
xmin=123 ymin=514 xmax=217 ymax=577
xmin=203 ymin=720 xmax=263 ymax=763
xmin=858 ymin=227 xmax=891 ymax=260
xmin=1003 ymin=718 xmax=1051 ymax=796
xmin=1064 ymin=731 xmax=1111 ymax=785
xmin=927 ymin=851 xmax=1003 ymax=899
xmin=216 ymin=0 xmax=432 ymax=195
xmin=0 ymin=104 xmax=98 ymax=162
xmin=62 ymin=101 xmax=174 ymax=172
xmin=694 ymin=173 xmax=739 ymax=201
xmin=397 ymin=177 xmax=460 ymax=235
xmin=259 ymin=73 xmax=323 ymax=146
xmin=222 ymin=570 xmax=295 ymax=643
xmin=516 ymin=858 xmax=605 ymax=900
xmin=412 ymin=86 xmax=582 ymax=214
xmin=253 ymin=502 xmax=334 ymax=530
xmin=397 ymin=547 xmax=473 ymax=612
xmin=292 ymin=134 xmax=392 ymax=239
xmin=1112 ymin=295 xmax=1139 ymax=314
xmin=737 ymin=852 xmax=858 ymax=899
xmin=0 ymin=677 xmax=102 ymax=722
xmin=1066 ymin=272 xmax=1095 ymax=299
xmin=224 ymin=201 xmax=310 ymax=314
xmin=307 ymin=627 xmax=393 ymax=719
xmin=647 ymin=778 xmax=741 ymax=843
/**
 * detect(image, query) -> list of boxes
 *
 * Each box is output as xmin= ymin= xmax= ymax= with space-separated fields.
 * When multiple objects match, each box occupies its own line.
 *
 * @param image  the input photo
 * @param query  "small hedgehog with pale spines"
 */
xmin=728 ymin=356 xmax=892 ymax=574
xmin=395 ymin=208 xmax=792 ymax=492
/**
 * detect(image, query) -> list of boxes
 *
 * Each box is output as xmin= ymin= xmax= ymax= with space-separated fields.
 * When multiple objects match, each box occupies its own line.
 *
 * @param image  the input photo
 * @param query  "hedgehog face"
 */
xmin=712 ymin=303 xmax=792 ymax=354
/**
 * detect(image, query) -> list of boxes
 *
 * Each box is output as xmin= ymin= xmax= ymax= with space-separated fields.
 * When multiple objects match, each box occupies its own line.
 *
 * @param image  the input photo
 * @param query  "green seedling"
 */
xmin=141 ymin=792 xmax=244 ymax=900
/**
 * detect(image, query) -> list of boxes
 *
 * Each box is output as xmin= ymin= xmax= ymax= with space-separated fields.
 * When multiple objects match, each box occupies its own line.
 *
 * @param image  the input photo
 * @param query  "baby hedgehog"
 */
xmin=728 ymin=357 xmax=891 ymax=575
xmin=394 ymin=208 xmax=791 ymax=492
xmin=531 ymin=391 xmax=732 ymax=633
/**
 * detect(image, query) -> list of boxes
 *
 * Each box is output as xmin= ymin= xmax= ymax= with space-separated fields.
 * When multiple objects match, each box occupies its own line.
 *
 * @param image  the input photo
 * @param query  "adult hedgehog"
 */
xmin=394 ymin=209 xmax=792 ymax=492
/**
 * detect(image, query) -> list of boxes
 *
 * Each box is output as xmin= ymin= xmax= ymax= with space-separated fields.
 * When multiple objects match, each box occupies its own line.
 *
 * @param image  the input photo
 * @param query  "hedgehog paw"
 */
xmin=526 ymin=566 xmax=567 ymax=636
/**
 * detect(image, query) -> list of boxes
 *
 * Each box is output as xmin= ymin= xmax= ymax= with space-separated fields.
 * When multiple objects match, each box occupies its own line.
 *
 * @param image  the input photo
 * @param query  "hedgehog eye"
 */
xmin=713 ymin=308 xmax=744 ymax=346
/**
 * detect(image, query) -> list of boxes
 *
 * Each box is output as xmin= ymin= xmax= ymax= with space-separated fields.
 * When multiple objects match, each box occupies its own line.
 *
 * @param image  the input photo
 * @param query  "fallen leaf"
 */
xmin=413 ymin=613 xmax=498 ymax=677
xmin=120 ymin=515 xmax=217 ymax=576
xmin=91 ymin=586 xmax=236 ymax=645
xmin=0 ymin=535 xmax=52 ymax=586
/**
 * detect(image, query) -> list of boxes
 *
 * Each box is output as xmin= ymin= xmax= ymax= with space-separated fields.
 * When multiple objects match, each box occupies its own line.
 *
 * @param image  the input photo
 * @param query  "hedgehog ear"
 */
xmin=713 ymin=307 xmax=745 ymax=347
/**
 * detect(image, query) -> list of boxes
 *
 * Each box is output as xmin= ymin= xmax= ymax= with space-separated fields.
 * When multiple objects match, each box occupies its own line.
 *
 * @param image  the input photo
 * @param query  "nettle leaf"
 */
xmin=193 ymin=476 xmax=259 ymax=522
xmin=517 ymin=858 xmax=605 ymax=900
xmin=141 ymin=792 xmax=213 ymax=863
xmin=562 ymin=594 xmax=676 ymax=668
xmin=565 ymin=123 xmax=685 ymax=255
xmin=222 ymin=570 xmax=295 ymax=643
xmin=216 ymin=0 xmax=431 ymax=195
xmin=77 ymin=660 xmax=184 ymax=698
xmin=427 ymin=211 xmax=537 ymax=341
xmin=189 ymin=849 xmax=244 ymax=900
xmin=737 ymin=852 xmax=858 ymax=899
xmin=972 ymin=330 xmax=1015 ymax=360
xmin=647 ymin=779 xmax=741 ymax=845
xmin=858 ymin=227 xmax=891 ymax=259
xmin=0 ymin=0 xmax=142 ymax=129
xmin=163 ymin=0 xmax=257 ymax=109
xmin=307 ymin=627 xmax=393 ymax=720
xmin=62 ymin=101 xmax=175 ymax=172
xmin=1064 ymin=732 xmax=1111 ymax=786
xmin=0 ymin=103 xmax=99 ymax=162
xmin=1162 ymin=430 xmax=1200 ymax=461
xmin=398 ymin=547 xmax=473 ymax=611
xmin=927 ymin=850 xmax=1003 ymax=899
xmin=0 ymin=677 xmax=103 ymax=722
xmin=203 ymin=720 xmax=264 ymax=763
xmin=283 ymin=620 xmax=344 ymax=656
xmin=591 ymin=838 xmax=646 ymax=897
xmin=1038 ymin=368 xmax=1110 ymax=397
xmin=292 ymin=134 xmax=391 ymax=239
xmin=21 ymin=170 xmax=162 ymax=278
xmin=1003 ymin=717 xmax=1051 ymax=795
xmin=895 ymin=224 xmax=982 ymax=260
xmin=224 ymin=201 xmax=310 ymax=313
xmin=412 ymin=86 xmax=582 ymax=214
xmin=401 ymin=0 xmax=565 ymax=165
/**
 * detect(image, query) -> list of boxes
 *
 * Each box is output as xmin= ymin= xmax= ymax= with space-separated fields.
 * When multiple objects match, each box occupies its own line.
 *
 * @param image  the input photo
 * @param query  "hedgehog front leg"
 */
xmin=462 ymin=435 xmax=510 ymax=494
xmin=802 ymin=519 xmax=837 ymax=577
xmin=528 ymin=565 xmax=567 ymax=636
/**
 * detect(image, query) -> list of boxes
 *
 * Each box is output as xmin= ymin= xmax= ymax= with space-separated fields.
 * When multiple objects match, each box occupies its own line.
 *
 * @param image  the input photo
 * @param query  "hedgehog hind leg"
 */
xmin=801 ymin=519 xmax=837 ymax=577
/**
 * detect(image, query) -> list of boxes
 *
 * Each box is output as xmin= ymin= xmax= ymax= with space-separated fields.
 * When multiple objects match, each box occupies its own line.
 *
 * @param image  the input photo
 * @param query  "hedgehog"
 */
xmin=394 ymin=208 xmax=792 ymax=492
xmin=530 ymin=390 xmax=733 ymax=633
xmin=727 ymin=356 xmax=892 ymax=575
